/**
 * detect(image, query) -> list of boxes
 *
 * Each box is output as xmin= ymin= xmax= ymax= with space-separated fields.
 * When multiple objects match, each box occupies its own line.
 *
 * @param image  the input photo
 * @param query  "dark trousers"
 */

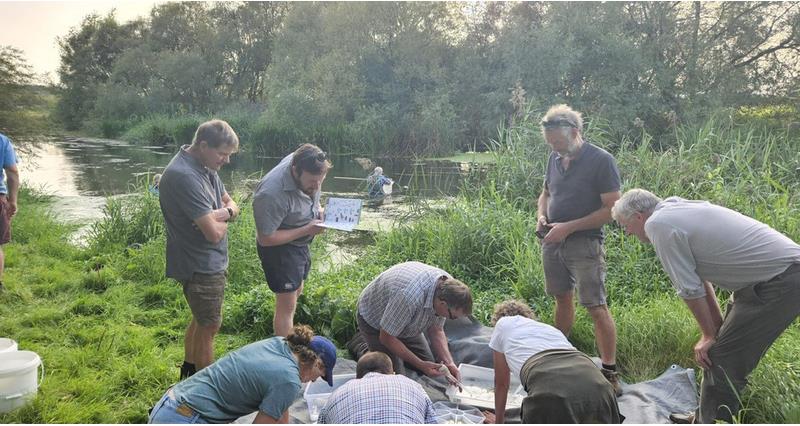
xmin=520 ymin=349 xmax=622 ymax=424
xmin=698 ymin=263 xmax=800 ymax=423
xmin=356 ymin=312 xmax=434 ymax=375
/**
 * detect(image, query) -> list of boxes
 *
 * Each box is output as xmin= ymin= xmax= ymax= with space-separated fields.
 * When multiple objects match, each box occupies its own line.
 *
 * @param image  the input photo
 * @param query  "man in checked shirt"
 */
xmin=356 ymin=261 xmax=473 ymax=384
xmin=318 ymin=351 xmax=437 ymax=424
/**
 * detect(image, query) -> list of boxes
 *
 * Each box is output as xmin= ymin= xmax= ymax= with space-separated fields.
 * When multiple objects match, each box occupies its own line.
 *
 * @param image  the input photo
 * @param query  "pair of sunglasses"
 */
xmin=541 ymin=118 xmax=578 ymax=129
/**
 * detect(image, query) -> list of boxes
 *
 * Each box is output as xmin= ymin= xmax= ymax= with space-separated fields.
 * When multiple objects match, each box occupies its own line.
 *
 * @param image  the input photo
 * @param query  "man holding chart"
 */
xmin=252 ymin=144 xmax=331 ymax=336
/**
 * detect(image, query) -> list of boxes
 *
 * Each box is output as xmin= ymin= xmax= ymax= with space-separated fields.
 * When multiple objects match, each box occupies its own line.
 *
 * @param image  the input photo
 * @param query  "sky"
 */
xmin=1 ymin=1 xmax=161 ymax=83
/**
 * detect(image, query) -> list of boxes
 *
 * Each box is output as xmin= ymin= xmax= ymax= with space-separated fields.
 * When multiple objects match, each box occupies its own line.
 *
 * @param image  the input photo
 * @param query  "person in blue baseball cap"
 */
xmin=149 ymin=324 xmax=337 ymax=424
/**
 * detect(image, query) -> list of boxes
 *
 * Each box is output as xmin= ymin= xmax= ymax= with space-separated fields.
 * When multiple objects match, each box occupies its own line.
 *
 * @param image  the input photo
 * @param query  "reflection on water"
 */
xmin=17 ymin=135 xmax=473 ymax=255
xmin=19 ymin=136 xmax=468 ymax=197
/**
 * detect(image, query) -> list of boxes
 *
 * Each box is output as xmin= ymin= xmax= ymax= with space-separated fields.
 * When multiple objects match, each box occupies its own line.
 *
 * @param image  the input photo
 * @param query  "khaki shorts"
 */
xmin=181 ymin=272 xmax=226 ymax=327
xmin=541 ymin=234 xmax=607 ymax=307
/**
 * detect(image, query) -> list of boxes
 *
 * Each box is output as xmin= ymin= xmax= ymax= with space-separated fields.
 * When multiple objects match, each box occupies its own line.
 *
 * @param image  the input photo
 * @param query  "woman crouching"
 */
xmin=487 ymin=300 xmax=622 ymax=424
xmin=149 ymin=325 xmax=337 ymax=424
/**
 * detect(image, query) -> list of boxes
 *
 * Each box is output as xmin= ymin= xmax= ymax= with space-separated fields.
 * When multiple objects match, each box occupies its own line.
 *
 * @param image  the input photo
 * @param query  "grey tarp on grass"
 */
xmin=238 ymin=317 xmax=698 ymax=423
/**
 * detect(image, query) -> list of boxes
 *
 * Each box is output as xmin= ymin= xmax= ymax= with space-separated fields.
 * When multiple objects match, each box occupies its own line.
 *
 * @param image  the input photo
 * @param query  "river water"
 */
xmin=17 ymin=136 xmax=470 ymax=263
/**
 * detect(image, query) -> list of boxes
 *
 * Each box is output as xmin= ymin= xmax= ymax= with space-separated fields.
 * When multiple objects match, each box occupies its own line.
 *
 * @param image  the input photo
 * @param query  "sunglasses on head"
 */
xmin=541 ymin=118 xmax=578 ymax=129
xmin=298 ymin=150 xmax=327 ymax=164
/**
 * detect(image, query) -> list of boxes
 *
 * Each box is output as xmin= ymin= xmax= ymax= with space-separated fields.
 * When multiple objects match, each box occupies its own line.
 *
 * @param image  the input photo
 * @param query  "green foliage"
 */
xmin=87 ymin=191 xmax=164 ymax=254
xmin=0 ymin=45 xmax=34 ymax=128
xmin=55 ymin=2 xmax=800 ymax=154
xmin=4 ymin=114 xmax=800 ymax=422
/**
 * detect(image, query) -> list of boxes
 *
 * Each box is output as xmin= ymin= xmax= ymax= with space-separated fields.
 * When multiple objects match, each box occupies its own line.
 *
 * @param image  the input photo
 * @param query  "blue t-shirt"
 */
xmin=0 ymin=134 xmax=19 ymax=195
xmin=173 ymin=337 xmax=302 ymax=422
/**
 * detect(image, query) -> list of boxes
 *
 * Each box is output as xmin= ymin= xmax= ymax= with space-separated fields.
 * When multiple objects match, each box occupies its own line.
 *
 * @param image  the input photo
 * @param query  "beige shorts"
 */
xmin=181 ymin=272 xmax=226 ymax=326
xmin=541 ymin=234 xmax=607 ymax=307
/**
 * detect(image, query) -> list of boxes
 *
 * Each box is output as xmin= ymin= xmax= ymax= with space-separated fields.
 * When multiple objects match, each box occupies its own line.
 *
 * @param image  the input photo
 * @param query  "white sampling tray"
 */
xmin=433 ymin=401 xmax=485 ymax=424
xmin=303 ymin=373 xmax=356 ymax=422
xmin=445 ymin=363 xmax=526 ymax=410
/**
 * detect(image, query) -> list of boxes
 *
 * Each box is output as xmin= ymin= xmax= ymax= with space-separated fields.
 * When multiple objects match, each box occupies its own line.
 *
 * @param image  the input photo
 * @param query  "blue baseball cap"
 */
xmin=309 ymin=336 xmax=337 ymax=386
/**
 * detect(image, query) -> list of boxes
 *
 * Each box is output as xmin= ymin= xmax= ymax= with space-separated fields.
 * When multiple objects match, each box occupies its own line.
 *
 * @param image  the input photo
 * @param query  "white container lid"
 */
xmin=0 ymin=351 xmax=41 ymax=377
xmin=0 ymin=338 xmax=17 ymax=353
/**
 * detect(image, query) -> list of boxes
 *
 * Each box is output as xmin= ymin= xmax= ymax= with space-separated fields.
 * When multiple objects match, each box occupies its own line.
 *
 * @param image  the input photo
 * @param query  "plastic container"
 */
xmin=0 ymin=338 xmax=17 ymax=354
xmin=303 ymin=373 xmax=356 ymax=422
xmin=445 ymin=363 xmax=526 ymax=410
xmin=0 ymin=350 xmax=43 ymax=413
xmin=433 ymin=401 xmax=484 ymax=424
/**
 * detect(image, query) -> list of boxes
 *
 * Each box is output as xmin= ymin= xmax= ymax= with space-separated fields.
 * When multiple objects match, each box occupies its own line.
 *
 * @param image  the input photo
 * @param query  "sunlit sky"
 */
xmin=1 ymin=1 xmax=161 ymax=82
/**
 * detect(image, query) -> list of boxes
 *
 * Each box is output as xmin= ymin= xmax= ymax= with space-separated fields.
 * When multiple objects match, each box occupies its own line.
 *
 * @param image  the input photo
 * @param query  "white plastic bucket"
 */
xmin=0 ymin=338 xmax=17 ymax=354
xmin=0 ymin=351 xmax=44 ymax=413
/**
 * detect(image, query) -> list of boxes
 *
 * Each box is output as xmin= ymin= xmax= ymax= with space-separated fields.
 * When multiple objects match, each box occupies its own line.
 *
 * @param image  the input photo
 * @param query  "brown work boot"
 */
xmin=601 ymin=368 xmax=623 ymax=396
xmin=669 ymin=412 xmax=696 ymax=424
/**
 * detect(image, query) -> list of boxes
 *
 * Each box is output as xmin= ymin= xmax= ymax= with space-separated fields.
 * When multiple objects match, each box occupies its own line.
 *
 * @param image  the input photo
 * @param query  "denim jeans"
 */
xmin=149 ymin=390 xmax=209 ymax=424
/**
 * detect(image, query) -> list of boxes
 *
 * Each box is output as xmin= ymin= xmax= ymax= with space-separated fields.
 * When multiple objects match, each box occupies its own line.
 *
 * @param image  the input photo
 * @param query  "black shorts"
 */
xmin=257 ymin=243 xmax=311 ymax=293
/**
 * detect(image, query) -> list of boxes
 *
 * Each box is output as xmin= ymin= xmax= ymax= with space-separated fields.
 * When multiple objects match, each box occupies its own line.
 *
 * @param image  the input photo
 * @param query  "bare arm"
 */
xmin=536 ymin=187 xmax=549 ymax=229
xmin=493 ymin=350 xmax=511 ymax=424
xmin=427 ymin=323 xmax=460 ymax=382
xmin=543 ymin=190 xmax=621 ymax=243
xmin=256 ymin=221 xmax=324 ymax=247
xmin=5 ymin=165 xmax=18 ymax=217
xmin=682 ymin=281 xmax=723 ymax=370
xmin=378 ymin=328 xmax=443 ymax=377
xmin=194 ymin=211 xmax=229 ymax=244
xmin=221 ymin=192 xmax=240 ymax=219
xmin=253 ymin=410 xmax=288 ymax=424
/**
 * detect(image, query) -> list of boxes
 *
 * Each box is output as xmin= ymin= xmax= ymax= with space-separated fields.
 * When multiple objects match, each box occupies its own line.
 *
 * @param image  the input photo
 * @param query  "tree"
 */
xmin=56 ymin=12 xmax=141 ymax=129
xmin=0 ymin=46 xmax=34 ymax=113
xmin=210 ymin=2 xmax=289 ymax=101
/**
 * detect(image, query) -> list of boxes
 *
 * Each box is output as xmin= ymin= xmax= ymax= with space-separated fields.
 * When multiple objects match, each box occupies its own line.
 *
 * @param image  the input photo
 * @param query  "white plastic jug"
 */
xmin=0 ymin=338 xmax=17 ymax=353
xmin=0 ymin=350 xmax=43 ymax=413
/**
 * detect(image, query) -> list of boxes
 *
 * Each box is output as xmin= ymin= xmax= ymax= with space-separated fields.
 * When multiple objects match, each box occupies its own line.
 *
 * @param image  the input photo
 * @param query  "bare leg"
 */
xmin=274 ymin=282 xmax=303 ymax=337
xmin=192 ymin=322 xmax=221 ymax=370
xmin=184 ymin=318 xmax=197 ymax=364
xmin=554 ymin=291 xmax=575 ymax=337
xmin=588 ymin=305 xmax=617 ymax=365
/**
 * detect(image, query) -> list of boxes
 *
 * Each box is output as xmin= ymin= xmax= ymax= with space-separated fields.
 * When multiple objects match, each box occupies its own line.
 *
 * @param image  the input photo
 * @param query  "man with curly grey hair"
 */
xmin=488 ymin=300 xmax=622 ymax=424
xmin=535 ymin=104 xmax=622 ymax=394
xmin=612 ymin=188 xmax=800 ymax=423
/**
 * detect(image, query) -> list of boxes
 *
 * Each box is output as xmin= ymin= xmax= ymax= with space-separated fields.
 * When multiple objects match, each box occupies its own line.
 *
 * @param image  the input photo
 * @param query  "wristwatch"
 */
xmin=226 ymin=207 xmax=234 ymax=222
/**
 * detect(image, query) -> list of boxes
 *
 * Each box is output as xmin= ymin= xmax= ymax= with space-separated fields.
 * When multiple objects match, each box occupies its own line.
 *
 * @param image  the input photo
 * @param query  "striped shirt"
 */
xmin=357 ymin=262 xmax=450 ymax=338
xmin=317 ymin=372 xmax=437 ymax=424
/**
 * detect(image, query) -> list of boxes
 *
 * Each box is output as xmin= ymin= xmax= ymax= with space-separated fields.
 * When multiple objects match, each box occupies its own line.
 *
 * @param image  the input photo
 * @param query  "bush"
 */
xmin=87 ymin=191 xmax=164 ymax=254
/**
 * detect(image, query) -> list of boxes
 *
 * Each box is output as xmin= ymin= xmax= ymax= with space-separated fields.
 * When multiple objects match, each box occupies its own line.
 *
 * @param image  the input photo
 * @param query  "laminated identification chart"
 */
xmin=317 ymin=197 xmax=362 ymax=231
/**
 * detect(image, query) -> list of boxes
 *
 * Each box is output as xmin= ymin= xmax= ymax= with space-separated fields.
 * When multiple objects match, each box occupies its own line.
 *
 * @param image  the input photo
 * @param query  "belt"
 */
xmin=167 ymin=389 xmax=198 ymax=418
xmin=526 ymin=348 xmax=583 ymax=365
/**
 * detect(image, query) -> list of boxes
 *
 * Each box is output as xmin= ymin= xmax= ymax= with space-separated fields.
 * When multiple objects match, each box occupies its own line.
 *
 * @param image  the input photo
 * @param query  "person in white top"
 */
xmin=487 ymin=300 xmax=622 ymax=424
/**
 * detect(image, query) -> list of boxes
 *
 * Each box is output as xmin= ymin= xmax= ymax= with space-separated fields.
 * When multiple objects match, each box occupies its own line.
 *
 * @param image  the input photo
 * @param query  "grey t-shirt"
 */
xmin=159 ymin=146 xmax=228 ymax=282
xmin=544 ymin=142 xmax=621 ymax=239
xmin=173 ymin=337 xmax=302 ymax=422
xmin=645 ymin=197 xmax=800 ymax=298
xmin=252 ymin=154 xmax=321 ymax=247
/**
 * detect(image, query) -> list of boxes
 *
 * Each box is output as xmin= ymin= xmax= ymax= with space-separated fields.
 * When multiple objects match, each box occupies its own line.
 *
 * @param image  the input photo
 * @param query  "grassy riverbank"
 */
xmin=2 ymin=111 xmax=800 ymax=423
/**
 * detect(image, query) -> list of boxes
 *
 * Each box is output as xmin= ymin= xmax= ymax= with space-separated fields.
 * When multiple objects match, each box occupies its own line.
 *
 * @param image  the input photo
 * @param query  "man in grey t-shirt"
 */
xmin=252 ymin=144 xmax=330 ymax=337
xmin=535 ymin=104 xmax=622 ymax=394
xmin=612 ymin=188 xmax=800 ymax=423
xmin=160 ymin=120 xmax=240 ymax=379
